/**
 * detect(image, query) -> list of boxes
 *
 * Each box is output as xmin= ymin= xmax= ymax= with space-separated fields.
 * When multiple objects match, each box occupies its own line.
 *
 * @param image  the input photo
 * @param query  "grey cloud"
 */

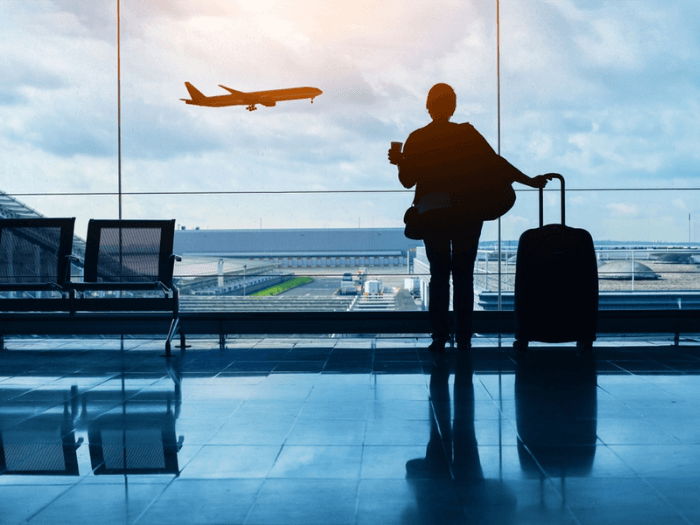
xmin=45 ymin=1 xmax=114 ymax=43
xmin=0 ymin=60 xmax=66 ymax=89
xmin=0 ymin=59 xmax=66 ymax=105
xmin=48 ymin=0 xmax=238 ymax=42
xmin=121 ymin=101 xmax=226 ymax=160
xmin=333 ymin=114 xmax=397 ymax=142
xmin=16 ymin=116 xmax=114 ymax=158
xmin=333 ymin=85 xmax=377 ymax=105
xmin=9 ymin=97 xmax=224 ymax=160
xmin=0 ymin=91 xmax=27 ymax=106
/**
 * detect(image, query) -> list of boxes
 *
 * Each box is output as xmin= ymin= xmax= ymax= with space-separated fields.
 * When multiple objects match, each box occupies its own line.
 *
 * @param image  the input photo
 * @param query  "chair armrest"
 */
xmin=63 ymin=254 xmax=81 ymax=283
xmin=166 ymin=254 xmax=182 ymax=290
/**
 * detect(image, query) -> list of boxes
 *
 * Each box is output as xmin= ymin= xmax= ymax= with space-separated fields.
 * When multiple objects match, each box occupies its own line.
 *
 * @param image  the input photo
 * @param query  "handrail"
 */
xmin=5 ymin=187 xmax=700 ymax=198
xmin=0 ymin=310 xmax=697 ymax=349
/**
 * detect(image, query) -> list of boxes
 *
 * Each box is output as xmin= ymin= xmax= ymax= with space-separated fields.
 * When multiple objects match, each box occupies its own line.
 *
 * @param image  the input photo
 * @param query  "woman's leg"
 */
xmin=424 ymin=232 xmax=451 ymax=346
xmin=451 ymin=222 xmax=483 ymax=347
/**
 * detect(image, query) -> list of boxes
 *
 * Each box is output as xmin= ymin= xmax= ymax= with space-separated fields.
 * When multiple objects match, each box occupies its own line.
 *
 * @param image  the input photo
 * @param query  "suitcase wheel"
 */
xmin=576 ymin=340 xmax=593 ymax=352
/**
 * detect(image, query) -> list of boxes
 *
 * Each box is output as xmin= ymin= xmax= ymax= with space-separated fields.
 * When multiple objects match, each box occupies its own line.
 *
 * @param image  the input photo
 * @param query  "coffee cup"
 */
xmin=390 ymin=141 xmax=403 ymax=153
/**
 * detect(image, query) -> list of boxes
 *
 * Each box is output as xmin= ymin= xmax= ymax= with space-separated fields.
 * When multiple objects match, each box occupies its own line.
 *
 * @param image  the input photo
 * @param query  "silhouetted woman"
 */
xmin=389 ymin=83 xmax=549 ymax=351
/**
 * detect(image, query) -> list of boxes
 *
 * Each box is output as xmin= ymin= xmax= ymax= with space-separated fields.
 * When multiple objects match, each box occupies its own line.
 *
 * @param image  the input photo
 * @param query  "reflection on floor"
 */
xmin=2 ymin=335 xmax=700 ymax=524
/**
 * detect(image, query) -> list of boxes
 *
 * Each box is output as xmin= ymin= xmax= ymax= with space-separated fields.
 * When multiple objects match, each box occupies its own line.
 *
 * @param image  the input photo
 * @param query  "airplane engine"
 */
xmin=261 ymin=100 xmax=276 ymax=107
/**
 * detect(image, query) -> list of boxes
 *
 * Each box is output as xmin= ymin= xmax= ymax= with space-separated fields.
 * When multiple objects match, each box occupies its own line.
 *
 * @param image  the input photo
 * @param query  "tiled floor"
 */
xmin=2 ymin=335 xmax=700 ymax=524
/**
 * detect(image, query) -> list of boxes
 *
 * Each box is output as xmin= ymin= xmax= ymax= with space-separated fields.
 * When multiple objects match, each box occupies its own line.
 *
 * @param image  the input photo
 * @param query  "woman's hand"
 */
xmin=530 ymin=175 xmax=550 ymax=189
xmin=530 ymin=173 xmax=562 ymax=188
xmin=388 ymin=148 xmax=403 ymax=166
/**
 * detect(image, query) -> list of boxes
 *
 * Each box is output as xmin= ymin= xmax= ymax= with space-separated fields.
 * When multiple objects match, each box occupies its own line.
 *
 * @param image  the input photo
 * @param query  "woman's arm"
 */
xmin=501 ymin=157 xmax=551 ymax=189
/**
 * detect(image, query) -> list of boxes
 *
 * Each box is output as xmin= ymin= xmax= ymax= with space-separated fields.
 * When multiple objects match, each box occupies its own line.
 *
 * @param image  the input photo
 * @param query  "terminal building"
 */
xmin=174 ymin=227 xmax=422 ymax=268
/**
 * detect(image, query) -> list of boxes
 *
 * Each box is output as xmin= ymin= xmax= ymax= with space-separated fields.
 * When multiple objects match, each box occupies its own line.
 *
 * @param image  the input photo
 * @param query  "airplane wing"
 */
xmin=218 ymin=85 xmax=248 ymax=97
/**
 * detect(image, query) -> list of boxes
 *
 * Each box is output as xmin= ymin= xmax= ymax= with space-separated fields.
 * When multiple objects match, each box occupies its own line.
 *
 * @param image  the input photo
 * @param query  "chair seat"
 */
xmin=68 ymin=281 xmax=170 ymax=293
xmin=0 ymin=283 xmax=66 ymax=292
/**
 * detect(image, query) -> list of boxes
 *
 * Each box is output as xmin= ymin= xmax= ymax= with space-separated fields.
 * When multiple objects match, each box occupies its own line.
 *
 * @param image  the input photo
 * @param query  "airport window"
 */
xmin=2 ymin=2 xmax=698 ymax=322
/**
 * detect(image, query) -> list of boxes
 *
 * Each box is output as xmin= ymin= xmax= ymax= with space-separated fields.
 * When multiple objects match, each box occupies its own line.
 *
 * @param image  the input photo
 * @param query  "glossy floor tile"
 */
xmin=1 ymin=335 xmax=700 ymax=524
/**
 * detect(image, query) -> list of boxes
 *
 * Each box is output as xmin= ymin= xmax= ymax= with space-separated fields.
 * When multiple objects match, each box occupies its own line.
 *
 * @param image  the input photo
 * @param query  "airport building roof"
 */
xmin=0 ymin=190 xmax=43 ymax=219
xmin=174 ymin=228 xmax=421 ymax=257
xmin=0 ymin=190 xmax=86 ymax=259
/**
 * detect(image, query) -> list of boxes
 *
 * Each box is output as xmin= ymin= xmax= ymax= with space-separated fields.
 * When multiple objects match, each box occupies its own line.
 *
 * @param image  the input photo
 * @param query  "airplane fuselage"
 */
xmin=182 ymin=94 xmax=242 ymax=107
xmin=182 ymin=84 xmax=322 ymax=110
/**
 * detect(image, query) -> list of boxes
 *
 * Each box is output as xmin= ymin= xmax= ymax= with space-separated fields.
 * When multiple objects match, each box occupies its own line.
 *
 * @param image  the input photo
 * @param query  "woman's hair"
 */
xmin=426 ymin=83 xmax=456 ymax=120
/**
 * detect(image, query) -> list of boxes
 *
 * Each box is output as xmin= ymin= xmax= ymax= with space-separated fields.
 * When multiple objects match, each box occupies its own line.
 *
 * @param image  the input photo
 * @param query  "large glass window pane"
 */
xmin=2 ymin=1 xmax=699 ymax=318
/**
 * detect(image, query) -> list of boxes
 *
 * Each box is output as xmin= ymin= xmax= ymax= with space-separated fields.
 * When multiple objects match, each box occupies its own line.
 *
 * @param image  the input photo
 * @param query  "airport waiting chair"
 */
xmin=0 ymin=218 xmax=75 ymax=302
xmin=67 ymin=219 xmax=185 ymax=354
xmin=0 ymin=217 xmax=76 ymax=297
xmin=0 ymin=217 xmax=76 ymax=350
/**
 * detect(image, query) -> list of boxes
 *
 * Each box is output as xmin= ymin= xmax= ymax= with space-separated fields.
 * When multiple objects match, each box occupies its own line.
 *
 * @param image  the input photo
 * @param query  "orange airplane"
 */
xmin=181 ymin=82 xmax=322 ymax=111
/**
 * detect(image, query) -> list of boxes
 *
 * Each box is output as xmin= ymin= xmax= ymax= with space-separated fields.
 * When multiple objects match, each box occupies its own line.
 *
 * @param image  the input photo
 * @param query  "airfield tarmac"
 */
xmin=286 ymin=268 xmax=418 ymax=300
xmin=256 ymin=261 xmax=700 ymax=298
xmin=474 ymin=261 xmax=700 ymax=292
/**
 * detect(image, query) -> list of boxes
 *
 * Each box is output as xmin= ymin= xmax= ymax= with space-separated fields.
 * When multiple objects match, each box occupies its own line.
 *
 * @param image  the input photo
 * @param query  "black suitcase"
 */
xmin=513 ymin=174 xmax=598 ymax=350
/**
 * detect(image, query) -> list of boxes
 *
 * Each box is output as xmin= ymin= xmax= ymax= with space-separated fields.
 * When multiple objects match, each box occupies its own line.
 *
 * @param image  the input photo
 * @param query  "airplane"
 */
xmin=181 ymin=82 xmax=322 ymax=111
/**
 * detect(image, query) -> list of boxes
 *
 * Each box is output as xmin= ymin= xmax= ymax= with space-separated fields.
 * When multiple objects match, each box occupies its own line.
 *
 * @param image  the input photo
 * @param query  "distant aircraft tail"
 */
xmin=184 ymin=82 xmax=205 ymax=101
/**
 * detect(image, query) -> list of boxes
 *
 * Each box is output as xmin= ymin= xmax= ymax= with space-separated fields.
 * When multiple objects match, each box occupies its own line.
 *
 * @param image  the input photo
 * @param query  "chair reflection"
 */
xmin=0 ymin=358 xmax=183 ymax=476
xmin=86 ymin=411 xmax=182 ymax=475
xmin=0 ymin=401 xmax=81 ymax=476
xmin=82 ymin=387 xmax=182 ymax=476
xmin=515 ymin=350 xmax=598 ymax=480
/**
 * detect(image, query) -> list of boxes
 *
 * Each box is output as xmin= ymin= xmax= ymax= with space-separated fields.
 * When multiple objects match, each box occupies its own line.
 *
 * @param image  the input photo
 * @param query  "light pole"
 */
xmin=243 ymin=265 xmax=247 ymax=296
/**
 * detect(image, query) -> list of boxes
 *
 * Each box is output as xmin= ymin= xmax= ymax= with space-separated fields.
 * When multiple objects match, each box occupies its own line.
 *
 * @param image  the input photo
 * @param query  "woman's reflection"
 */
xmin=515 ymin=350 xmax=598 ymax=480
xmin=404 ymin=354 xmax=515 ymax=523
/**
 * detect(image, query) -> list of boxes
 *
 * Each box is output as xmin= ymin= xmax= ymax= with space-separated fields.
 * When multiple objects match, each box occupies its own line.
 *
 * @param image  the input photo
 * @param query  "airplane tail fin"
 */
xmin=184 ymin=82 xmax=205 ymax=101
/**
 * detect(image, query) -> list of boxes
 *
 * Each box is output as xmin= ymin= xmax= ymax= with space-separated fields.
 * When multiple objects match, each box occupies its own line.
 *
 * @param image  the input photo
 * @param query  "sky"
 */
xmin=1 ymin=0 xmax=699 ymax=242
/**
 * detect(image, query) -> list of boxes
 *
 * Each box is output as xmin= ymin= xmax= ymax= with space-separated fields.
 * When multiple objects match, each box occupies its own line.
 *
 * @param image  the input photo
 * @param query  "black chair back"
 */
xmin=0 ymin=218 xmax=75 ymax=288
xmin=83 ymin=219 xmax=176 ymax=287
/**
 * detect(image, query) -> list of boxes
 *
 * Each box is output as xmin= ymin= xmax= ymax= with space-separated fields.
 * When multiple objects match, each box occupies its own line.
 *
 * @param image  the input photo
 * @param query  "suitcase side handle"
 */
xmin=539 ymin=173 xmax=565 ymax=227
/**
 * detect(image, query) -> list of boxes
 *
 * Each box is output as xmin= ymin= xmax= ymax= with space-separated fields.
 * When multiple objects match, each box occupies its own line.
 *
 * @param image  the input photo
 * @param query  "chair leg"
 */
xmin=179 ymin=326 xmax=187 ymax=349
xmin=164 ymin=317 xmax=180 ymax=358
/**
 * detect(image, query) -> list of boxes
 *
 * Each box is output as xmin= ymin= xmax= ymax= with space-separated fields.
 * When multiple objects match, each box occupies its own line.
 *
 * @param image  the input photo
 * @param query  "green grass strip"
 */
xmin=250 ymin=276 xmax=314 ymax=296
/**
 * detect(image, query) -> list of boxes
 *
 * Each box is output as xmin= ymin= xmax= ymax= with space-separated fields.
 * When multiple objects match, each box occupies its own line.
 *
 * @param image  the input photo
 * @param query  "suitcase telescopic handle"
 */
xmin=539 ymin=173 xmax=565 ymax=227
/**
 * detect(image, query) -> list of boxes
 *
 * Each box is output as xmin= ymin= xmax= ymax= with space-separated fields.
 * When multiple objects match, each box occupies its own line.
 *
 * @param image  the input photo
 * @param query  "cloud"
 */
xmin=0 ymin=60 xmax=66 ymax=106
xmin=1 ymin=0 xmax=699 ymax=240
xmin=46 ymin=0 xmax=241 ymax=41
xmin=122 ymin=99 xmax=225 ymax=159
xmin=673 ymin=199 xmax=688 ymax=211
xmin=606 ymin=202 xmax=639 ymax=217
